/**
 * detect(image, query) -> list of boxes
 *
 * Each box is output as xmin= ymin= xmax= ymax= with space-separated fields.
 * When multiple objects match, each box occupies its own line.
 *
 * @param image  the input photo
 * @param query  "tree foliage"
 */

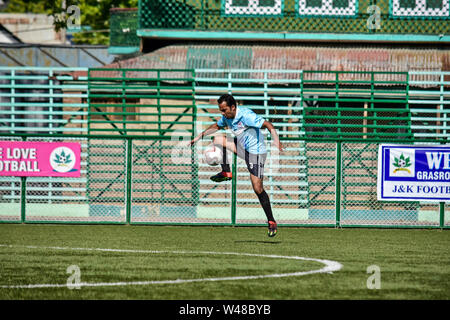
xmin=2 ymin=0 xmax=138 ymax=45
xmin=2 ymin=0 xmax=51 ymax=14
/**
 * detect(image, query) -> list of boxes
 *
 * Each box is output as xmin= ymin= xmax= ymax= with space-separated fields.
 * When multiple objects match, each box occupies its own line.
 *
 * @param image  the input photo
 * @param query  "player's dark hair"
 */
xmin=217 ymin=94 xmax=236 ymax=108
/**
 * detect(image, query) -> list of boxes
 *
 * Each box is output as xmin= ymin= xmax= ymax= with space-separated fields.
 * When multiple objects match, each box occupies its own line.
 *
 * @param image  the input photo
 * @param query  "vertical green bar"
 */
xmin=335 ymin=72 xmax=341 ymax=138
xmin=49 ymin=69 xmax=54 ymax=134
xmin=20 ymin=135 xmax=26 ymax=223
xmin=20 ymin=177 xmax=26 ymax=223
xmin=200 ymin=0 xmax=205 ymax=29
xmin=191 ymin=70 xmax=199 ymax=206
xmin=300 ymin=71 xmax=309 ymax=205
xmin=122 ymin=70 xmax=127 ymax=135
xmin=405 ymin=72 xmax=412 ymax=138
xmin=300 ymin=70 xmax=305 ymax=122
xmin=440 ymin=74 xmax=447 ymax=138
xmin=439 ymin=202 xmax=445 ymax=229
xmin=371 ymin=72 xmax=376 ymax=137
xmin=126 ymin=138 xmax=133 ymax=224
xmin=157 ymin=71 xmax=162 ymax=188
xmin=335 ymin=141 xmax=342 ymax=228
xmin=11 ymin=69 xmax=15 ymax=133
xmin=137 ymin=0 xmax=142 ymax=29
xmin=157 ymin=70 xmax=161 ymax=136
xmin=87 ymin=68 xmax=91 ymax=135
xmin=191 ymin=69 xmax=197 ymax=137
xmin=48 ymin=69 xmax=54 ymax=200
xmin=231 ymin=152 xmax=238 ymax=226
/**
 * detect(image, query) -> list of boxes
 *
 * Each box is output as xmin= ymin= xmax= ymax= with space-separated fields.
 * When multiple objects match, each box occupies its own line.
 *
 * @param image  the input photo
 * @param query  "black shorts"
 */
xmin=233 ymin=137 xmax=267 ymax=179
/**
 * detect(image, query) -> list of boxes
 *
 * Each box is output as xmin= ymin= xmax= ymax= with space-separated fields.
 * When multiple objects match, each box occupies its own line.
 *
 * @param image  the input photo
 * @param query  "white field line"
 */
xmin=0 ymin=244 xmax=343 ymax=289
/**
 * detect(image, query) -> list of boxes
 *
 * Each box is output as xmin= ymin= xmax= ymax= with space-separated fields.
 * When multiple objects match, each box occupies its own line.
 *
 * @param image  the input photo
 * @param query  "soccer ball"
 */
xmin=203 ymin=144 xmax=222 ymax=166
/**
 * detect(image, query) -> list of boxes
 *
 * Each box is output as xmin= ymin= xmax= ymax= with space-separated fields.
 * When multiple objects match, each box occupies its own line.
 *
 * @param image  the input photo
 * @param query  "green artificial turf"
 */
xmin=0 ymin=224 xmax=448 ymax=300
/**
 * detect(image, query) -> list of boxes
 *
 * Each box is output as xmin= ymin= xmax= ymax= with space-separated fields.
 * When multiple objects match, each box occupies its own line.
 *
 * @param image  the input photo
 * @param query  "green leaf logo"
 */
xmin=393 ymin=153 xmax=412 ymax=173
xmin=53 ymin=150 xmax=72 ymax=165
xmin=50 ymin=147 xmax=77 ymax=173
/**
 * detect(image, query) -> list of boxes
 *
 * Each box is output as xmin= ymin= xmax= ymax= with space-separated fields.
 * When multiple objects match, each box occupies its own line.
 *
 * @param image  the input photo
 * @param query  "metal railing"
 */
xmin=0 ymin=67 xmax=88 ymax=135
xmin=87 ymin=68 xmax=196 ymax=136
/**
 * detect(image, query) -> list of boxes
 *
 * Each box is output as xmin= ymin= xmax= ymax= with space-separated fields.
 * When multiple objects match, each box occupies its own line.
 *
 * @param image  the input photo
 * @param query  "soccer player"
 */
xmin=190 ymin=94 xmax=284 ymax=237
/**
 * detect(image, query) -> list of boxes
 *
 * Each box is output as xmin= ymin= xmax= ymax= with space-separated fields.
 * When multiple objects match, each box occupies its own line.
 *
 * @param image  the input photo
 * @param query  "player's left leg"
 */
xmin=250 ymin=174 xmax=277 ymax=237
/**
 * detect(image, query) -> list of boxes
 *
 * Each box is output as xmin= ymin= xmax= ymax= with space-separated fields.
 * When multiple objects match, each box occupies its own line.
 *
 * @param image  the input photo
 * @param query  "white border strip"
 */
xmin=0 ymin=244 xmax=343 ymax=289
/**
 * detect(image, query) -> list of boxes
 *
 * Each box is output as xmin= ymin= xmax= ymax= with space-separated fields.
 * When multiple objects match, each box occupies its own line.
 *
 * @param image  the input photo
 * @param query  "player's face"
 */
xmin=219 ymin=101 xmax=236 ymax=119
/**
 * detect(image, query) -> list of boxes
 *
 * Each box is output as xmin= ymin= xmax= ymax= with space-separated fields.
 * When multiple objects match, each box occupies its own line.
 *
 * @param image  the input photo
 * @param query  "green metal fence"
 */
xmin=0 ymin=67 xmax=449 ymax=228
xmin=0 ymin=134 xmax=447 ymax=228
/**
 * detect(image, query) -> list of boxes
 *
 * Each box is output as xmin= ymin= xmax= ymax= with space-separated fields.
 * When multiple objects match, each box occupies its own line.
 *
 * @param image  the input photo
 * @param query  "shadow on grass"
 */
xmin=234 ymin=240 xmax=283 ymax=245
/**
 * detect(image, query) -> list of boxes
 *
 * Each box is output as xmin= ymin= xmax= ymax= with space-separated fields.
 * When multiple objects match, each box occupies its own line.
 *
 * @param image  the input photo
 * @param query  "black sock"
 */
xmin=257 ymin=190 xmax=275 ymax=222
xmin=221 ymin=147 xmax=230 ymax=172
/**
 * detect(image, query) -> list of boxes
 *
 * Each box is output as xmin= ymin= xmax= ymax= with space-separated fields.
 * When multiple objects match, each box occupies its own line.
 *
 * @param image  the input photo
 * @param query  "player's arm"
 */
xmin=261 ymin=120 xmax=284 ymax=152
xmin=190 ymin=122 xmax=220 ymax=146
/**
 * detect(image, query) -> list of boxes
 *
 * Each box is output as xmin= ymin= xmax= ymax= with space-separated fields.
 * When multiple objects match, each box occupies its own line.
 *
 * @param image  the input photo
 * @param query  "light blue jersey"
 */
xmin=217 ymin=106 xmax=267 ymax=154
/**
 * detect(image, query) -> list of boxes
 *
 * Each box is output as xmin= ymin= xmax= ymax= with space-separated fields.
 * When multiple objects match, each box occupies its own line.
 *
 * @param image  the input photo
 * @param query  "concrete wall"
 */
xmin=0 ymin=13 xmax=67 ymax=45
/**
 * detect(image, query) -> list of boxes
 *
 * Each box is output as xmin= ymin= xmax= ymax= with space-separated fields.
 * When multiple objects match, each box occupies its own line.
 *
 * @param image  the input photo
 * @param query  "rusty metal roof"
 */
xmin=97 ymin=44 xmax=450 ymax=86
xmin=104 ymin=44 xmax=450 ymax=70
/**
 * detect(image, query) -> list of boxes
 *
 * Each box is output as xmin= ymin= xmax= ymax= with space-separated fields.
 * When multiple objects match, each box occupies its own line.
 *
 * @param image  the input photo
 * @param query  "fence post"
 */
xmin=20 ymin=177 xmax=26 ymax=224
xmin=439 ymin=202 xmax=445 ymax=229
xmin=335 ymin=141 xmax=342 ymax=228
xmin=231 ymin=152 xmax=237 ymax=226
xmin=20 ymin=135 xmax=26 ymax=224
xmin=126 ymin=138 xmax=133 ymax=225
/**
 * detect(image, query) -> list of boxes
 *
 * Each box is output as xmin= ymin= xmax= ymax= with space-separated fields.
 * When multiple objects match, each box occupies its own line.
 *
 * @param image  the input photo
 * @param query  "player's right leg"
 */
xmin=210 ymin=135 xmax=236 ymax=182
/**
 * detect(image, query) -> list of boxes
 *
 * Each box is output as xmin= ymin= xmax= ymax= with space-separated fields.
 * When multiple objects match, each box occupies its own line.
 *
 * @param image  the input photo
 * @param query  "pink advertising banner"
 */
xmin=0 ymin=141 xmax=81 ymax=177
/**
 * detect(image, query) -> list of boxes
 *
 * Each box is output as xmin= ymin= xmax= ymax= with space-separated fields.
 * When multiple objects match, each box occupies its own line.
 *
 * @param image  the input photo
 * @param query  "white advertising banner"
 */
xmin=377 ymin=144 xmax=450 ymax=202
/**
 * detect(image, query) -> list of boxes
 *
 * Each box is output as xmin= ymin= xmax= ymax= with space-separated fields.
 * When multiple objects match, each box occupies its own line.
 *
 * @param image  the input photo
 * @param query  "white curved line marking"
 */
xmin=0 ymin=244 xmax=343 ymax=289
